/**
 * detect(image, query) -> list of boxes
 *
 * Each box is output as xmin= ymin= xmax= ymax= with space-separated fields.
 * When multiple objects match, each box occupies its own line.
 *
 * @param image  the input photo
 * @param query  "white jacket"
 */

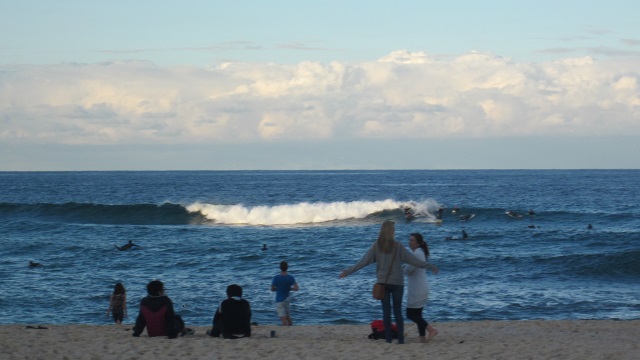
xmin=404 ymin=248 xmax=429 ymax=308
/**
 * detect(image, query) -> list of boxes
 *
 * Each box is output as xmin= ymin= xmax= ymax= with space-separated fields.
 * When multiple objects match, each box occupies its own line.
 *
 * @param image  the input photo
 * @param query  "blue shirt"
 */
xmin=272 ymin=274 xmax=296 ymax=302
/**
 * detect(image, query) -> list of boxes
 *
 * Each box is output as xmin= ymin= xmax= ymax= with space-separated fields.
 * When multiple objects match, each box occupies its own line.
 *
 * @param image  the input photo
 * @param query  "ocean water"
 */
xmin=1 ymin=170 xmax=639 ymax=326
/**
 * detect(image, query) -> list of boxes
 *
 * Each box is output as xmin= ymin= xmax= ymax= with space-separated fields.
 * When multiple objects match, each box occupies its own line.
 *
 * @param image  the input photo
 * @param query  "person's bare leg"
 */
xmin=425 ymin=325 xmax=438 ymax=342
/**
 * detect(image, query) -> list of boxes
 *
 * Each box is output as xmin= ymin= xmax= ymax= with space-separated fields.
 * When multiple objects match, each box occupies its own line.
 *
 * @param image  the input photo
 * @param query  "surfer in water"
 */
xmin=403 ymin=206 xmax=415 ymax=220
xmin=29 ymin=261 xmax=43 ymax=268
xmin=506 ymin=210 xmax=523 ymax=218
xmin=115 ymin=240 xmax=139 ymax=251
xmin=459 ymin=214 xmax=474 ymax=221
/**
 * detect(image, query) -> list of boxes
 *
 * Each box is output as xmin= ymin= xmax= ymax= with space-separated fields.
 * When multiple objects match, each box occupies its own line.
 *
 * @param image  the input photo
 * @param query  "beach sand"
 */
xmin=1 ymin=320 xmax=638 ymax=360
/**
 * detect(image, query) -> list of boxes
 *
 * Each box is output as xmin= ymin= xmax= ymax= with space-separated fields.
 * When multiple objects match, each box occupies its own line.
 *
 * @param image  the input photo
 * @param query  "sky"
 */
xmin=1 ymin=0 xmax=640 ymax=170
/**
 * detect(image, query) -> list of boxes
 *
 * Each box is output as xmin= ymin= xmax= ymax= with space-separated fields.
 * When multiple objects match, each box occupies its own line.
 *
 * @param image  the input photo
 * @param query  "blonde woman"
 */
xmin=340 ymin=221 xmax=438 ymax=344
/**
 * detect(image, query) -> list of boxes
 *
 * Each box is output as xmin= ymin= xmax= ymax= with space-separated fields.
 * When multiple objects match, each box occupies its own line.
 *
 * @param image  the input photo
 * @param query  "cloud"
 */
xmin=99 ymin=41 xmax=265 ymax=55
xmin=1 ymin=50 xmax=640 ymax=145
xmin=622 ymin=38 xmax=640 ymax=46
xmin=276 ymin=42 xmax=335 ymax=51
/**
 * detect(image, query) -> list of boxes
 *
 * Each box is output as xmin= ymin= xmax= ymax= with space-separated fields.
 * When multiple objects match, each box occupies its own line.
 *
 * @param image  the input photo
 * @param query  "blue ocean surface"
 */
xmin=1 ymin=170 xmax=639 ymax=326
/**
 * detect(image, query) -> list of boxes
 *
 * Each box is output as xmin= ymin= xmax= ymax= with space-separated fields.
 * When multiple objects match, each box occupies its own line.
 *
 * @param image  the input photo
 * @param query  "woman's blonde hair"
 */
xmin=377 ymin=220 xmax=396 ymax=254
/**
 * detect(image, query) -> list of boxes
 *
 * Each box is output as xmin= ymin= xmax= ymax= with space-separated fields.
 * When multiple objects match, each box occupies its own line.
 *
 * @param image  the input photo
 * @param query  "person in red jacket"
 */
xmin=132 ymin=280 xmax=192 ymax=338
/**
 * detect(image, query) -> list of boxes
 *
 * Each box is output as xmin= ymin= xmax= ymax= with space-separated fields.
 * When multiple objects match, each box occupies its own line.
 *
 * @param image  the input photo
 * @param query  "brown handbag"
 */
xmin=372 ymin=244 xmax=397 ymax=300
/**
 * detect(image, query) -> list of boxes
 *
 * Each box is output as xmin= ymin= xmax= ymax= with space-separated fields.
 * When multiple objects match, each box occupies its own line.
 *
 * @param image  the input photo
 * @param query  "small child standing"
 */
xmin=106 ymin=282 xmax=127 ymax=324
xmin=271 ymin=261 xmax=299 ymax=326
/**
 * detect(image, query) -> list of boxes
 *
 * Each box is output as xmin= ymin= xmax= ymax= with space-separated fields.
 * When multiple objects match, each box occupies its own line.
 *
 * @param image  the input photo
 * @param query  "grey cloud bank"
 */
xmin=1 ymin=50 xmax=639 ymax=170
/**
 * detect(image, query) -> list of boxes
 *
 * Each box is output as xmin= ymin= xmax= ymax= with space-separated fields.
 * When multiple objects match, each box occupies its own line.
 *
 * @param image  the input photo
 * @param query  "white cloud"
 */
xmin=1 ymin=51 xmax=639 ymax=145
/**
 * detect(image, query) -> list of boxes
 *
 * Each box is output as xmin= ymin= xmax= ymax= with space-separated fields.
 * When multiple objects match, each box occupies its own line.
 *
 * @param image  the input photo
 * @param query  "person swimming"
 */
xmin=115 ymin=240 xmax=139 ymax=251
xmin=462 ymin=230 xmax=468 ymax=239
xmin=506 ymin=210 xmax=523 ymax=218
xmin=262 ymin=244 xmax=268 ymax=251
xmin=29 ymin=261 xmax=43 ymax=268
xmin=459 ymin=214 xmax=475 ymax=221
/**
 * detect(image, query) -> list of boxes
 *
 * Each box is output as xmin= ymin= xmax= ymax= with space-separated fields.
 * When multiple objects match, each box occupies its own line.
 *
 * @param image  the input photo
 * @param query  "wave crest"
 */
xmin=187 ymin=199 xmax=406 ymax=225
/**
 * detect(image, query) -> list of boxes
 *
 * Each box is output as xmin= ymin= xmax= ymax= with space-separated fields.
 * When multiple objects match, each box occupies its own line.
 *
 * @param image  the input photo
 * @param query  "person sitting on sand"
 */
xmin=132 ymin=280 xmax=193 ymax=338
xmin=207 ymin=284 xmax=252 ymax=339
xmin=115 ymin=240 xmax=138 ymax=251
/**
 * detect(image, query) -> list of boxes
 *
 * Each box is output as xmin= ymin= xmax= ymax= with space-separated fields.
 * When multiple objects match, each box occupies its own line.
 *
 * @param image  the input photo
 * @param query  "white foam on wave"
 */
xmin=186 ymin=199 xmax=404 ymax=225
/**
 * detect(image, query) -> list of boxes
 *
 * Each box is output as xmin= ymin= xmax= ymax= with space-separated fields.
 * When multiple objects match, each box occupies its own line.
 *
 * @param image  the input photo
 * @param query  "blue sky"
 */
xmin=1 ymin=0 xmax=639 ymax=170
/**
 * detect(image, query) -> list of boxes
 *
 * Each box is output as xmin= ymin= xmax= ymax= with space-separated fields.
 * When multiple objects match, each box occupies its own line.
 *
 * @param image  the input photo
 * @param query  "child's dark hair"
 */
xmin=280 ymin=261 xmax=289 ymax=272
xmin=410 ymin=233 xmax=430 ymax=258
xmin=114 ymin=282 xmax=126 ymax=295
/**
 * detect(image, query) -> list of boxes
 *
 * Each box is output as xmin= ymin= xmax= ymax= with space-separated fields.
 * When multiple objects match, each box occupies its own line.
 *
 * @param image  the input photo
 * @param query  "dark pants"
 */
xmin=112 ymin=309 xmax=124 ymax=323
xmin=381 ymin=284 xmax=404 ymax=344
xmin=406 ymin=307 xmax=428 ymax=336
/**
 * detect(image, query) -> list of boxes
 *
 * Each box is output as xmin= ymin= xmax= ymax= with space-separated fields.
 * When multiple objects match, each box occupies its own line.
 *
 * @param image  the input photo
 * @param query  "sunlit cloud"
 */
xmin=1 ymin=50 xmax=639 ymax=146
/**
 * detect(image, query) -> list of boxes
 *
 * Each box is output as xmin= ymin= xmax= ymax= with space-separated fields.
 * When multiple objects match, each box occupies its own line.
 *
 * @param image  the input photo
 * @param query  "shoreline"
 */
xmin=1 ymin=320 xmax=638 ymax=359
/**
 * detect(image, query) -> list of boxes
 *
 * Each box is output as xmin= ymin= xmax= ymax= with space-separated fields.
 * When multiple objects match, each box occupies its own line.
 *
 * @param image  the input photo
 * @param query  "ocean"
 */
xmin=1 ymin=170 xmax=639 ymax=326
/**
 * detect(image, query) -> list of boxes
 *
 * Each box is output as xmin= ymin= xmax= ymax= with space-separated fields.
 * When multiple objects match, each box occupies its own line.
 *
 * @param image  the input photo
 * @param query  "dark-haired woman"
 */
xmin=404 ymin=233 xmax=438 ymax=342
xmin=106 ymin=282 xmax=127 ymax=324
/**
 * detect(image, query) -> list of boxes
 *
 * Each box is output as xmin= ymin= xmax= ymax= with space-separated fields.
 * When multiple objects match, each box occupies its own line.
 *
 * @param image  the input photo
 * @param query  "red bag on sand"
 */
xmin=368 ymin=320 xmax=398 ymax=340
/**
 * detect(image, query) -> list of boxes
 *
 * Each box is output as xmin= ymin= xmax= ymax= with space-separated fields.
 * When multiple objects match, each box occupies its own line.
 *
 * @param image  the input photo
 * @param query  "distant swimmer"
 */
xmin=459 ymin=214 xmax=475 ymax=221
xmin=527 ymin=224 xmax=539 ymax=229
xmin=528 ymin=209 xmax=535 ymax=216
xmin=436 ymin=207 xmax=444 ymax=220
xmin=29 ymin=261 xmax=43 ymax=268
xmin=115 ymin=240 xmax=139 ymax=251
xmin=587 ymin=224 xmax=593 ymax=230
xmin=452 ymin=206 xmax=460 ymax=214
xmin=262 ymin=244 xmax=268 ymax=251
xmin=506 ymin=211 xmax=523 ymax=218
xmin=446 ymin=230 xmax=468 ymax=241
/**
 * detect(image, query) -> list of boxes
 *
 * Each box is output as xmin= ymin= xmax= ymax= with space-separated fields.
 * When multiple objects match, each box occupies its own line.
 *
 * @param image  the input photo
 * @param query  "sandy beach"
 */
xmin=1 ymin=320 xmax=638 ymax=360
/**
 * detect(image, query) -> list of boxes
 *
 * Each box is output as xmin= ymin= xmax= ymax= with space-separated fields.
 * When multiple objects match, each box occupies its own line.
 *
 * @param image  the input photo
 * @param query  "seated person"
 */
xmin=207 ymin=284 xmax=252 ymax=339
xmin=132 ymin=280 xmax=189 ymax=338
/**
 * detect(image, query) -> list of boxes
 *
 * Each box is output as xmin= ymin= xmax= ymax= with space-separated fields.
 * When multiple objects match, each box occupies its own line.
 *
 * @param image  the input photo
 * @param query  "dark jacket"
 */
xmin=211 ymin=297 xmax=252 ymax=339
xmin=132 ymin=295 xmax=181 ymax=339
